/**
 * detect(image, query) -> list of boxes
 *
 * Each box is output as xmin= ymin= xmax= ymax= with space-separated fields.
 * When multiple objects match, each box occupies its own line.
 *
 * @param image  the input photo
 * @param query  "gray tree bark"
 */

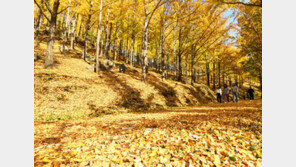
xmin=104 ymin=9 xmax=110 ymax=59
xmin=95 ymin=0 xmax=103 ymax=74
xmin=44 ymin=0 xmax=61 ymax=68
xmin=83 ymin=1 xmax=93 ymax=60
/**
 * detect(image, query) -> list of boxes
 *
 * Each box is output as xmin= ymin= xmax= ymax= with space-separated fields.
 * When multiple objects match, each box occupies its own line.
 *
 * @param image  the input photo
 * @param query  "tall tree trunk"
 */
xmin=130 ymin=4 xmax=136 ymax=66
xmin=77 ymin=18 xmax=82 ymax=45
xmin=197 ymin=66 xmax=200 ymax=82
xmin=119 ymin=39 xmax=123 ymax=61
xmin=191 ymin=45 xmax=195 ymax=84
xmin=104 ymin=9 xmax=110 ymax=59
xmin=62 ymin=13 xmax=67 ymax=55
xmin=177 ymin=22 xmax=182 ymax=82
xmin=66 ymin=0 xmax=71 ymax=41
xmin=185 ymin=57 xmax=188 ymax=83
xmin=206 ymin=61 xmax=210 ymax=86
xmin=107 ymin=23 xmax=112 ymax=60
xmin=259 ymin=70 xmax=262 ymax=91
xmin=44 ymin=0 xmax=60 ymax=68
xmin=83 ymin=1 xmax=93 ymax=60
xmin=213 ymin=62 xmax=216 ymax=89
xmin=125 ymin=38 xmax=129 ymax=64
xmin=218 ymin=61 xmax=221 ymax=87
xmin=71 ymin=13 xmax=78 ymax=49
xmin=157 ymin=42 xmax=161 ymax=73
xmin=160 ymin=10 xmax=165 ymax=80
xmin=222 ymin=67 xmax=225 ymax=86
xmin=142 ymin=8 xmax=148 ymax=82
xmin=114 ymin=28 xmax=118 ymax=61
xmin=173 ymin=29 xmax=177 ymax=78
xmin=166 ymin=52 xmax=169 ymax=78
xmin=155 ymin=43 xmax=159 ymax=71
xmin=130 ymin=37 xmax=134 ymax=66
xmin=95 ymin=0 xmax=103 ymax=74
xmin=34 ymin=0 xmax=45 ymax=45
xmin=100 ymin=26 xmax=105 ymax=58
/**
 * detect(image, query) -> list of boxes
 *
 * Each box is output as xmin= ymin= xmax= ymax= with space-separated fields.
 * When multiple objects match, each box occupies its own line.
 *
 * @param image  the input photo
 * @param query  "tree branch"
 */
xmin=57 ymin=6 xmax=71 ymax=15
xmin=147 ymin=0 xmax=165 ymax=26
xmin=34 ymin=0 xmax=50 ymax=22
xmin=44 ymin=0 xmax=53 ymax=14
xmin=221 ymin=0 xmax=262 ymax=7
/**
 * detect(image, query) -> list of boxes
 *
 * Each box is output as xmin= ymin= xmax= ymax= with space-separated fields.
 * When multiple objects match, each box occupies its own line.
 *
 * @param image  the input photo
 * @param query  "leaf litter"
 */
xmin=35 ymin=100 xmax=262 ymax=167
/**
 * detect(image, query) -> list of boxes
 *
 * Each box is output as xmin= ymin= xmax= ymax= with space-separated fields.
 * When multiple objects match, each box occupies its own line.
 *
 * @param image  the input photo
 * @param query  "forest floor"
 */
xmin=34 ymin=99 xmax=262 ymax=167
xmin=34 ymin=39 xmax=216 ymax=121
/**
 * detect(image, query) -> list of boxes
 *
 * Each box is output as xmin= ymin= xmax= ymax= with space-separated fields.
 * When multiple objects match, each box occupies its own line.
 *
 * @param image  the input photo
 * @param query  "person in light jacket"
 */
xmin=232 ymin=83 xmax=239 ymax=103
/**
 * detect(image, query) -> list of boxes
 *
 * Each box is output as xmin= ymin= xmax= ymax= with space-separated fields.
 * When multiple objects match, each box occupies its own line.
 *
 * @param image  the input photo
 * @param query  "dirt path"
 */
xmin=34 ymin=100 xmax=262 ymax=167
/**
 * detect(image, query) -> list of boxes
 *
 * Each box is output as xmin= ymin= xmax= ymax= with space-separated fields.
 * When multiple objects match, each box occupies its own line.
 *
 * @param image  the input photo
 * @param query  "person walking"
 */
xmin=232 ymin=83 xmax=239 ymax=103
xmin=247 ymin=86 xmax=255 ymax=100
xmin=216 ymin=86 xmax=222 ymax=103
xmin=223 ymin=84 xmax=230 ymax=103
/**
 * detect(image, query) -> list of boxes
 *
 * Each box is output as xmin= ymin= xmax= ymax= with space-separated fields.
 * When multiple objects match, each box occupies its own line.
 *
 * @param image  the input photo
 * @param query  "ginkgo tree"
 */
xmin=34 ymin=0 xmax=261 ymax=88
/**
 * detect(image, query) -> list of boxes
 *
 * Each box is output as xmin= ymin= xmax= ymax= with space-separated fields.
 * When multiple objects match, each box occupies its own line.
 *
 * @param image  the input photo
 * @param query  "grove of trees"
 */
xmin=34 ymin=0 xmax=262 ymax=89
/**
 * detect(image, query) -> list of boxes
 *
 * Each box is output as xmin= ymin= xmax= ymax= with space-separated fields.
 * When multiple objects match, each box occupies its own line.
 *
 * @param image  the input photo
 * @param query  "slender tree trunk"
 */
xmin=70 ymin=13 xmax=76 ymax=49
xmin=213 ymin=62 xmax=216 ymax=89
xmin=44 ymin=0 xmax=60 ymax=68
xmin=95 ymin=0 xmax=103 ymax=74
xmin=114 ymin=28 xmax=118 ymax=61
xmin=222 ymin=67 xmax=225 ymax=86
xmin=66 ymin=0 xmax=71 ymax=41
xmin=34 ymin=0 xmax=45 ymax=45
xmin=160 ymin=10 xmax=166 ymax=80
xmin=119 ymin=39 xmax=123 ymax=61
xmin=259 ymin=70 xmax=262 ymax=91
xmin=166 ymin=52 xmax=169 ymax=78
xmin=177 ymin=22 xmax=182 ymax=82
xmin=206 ymin=61 xmax=210 ymax=86
xmin=107 ymin=23 xmax=112 ymax=60
xmin=185 ymin=57 xmax=188 ymax=83
xmin=218 ymin=61 xmax=221 ymax=87
xmin=83 ymin=1 xmax=93 ymax=60
xmin=71 ymin=13 xmax=78 ymax=49
xmin=77 ymin=18 xmax=82 ymax=45
xmin=173 ymin=29 xmax=177 ymax=78
xmin=130 ymin=5 xmax=136 ymax=66
xmin=100 ymin=26 xmax=105 ymax=57
xmin=142 ymin=8 xmax=148 ymax=82
xmin=191 ymin=45 xmax=195 ymax=84
xmin=156 ymin=42 xmax=161 ymax=73
xmin=125 ymin=38 xmax=129 ymax=64
xmin=104 ymin=9 xmax=110 ymax=59
xmin=62 ymin=13 xmax=67 ymax=55
xmin=197 ymin=66 xmax=200 ymax=82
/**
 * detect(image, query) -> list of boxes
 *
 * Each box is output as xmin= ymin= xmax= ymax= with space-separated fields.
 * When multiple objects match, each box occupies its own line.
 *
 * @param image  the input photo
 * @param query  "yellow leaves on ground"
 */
xmin=35 ymin=100 xmax=262 ymax=166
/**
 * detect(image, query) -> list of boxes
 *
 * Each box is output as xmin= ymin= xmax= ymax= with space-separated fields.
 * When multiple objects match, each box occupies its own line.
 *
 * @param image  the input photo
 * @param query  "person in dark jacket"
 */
xmin=216 ymin=86 xmax=222 ymax=103
xmin=247 ymin=86 xmax=255 ymax=100
xmin=223 ymin=84 xmax=230 ymax=103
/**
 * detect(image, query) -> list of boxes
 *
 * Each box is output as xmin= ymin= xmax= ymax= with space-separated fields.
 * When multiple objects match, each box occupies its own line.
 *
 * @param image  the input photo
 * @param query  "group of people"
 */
xmin=215 ymin=83 xmax=255 ymax=103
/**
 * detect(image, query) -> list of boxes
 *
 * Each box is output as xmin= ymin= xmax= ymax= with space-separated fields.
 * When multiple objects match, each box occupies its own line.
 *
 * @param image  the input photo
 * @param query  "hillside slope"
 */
xmin=34 ymin=41 xmax=215 ymax=121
